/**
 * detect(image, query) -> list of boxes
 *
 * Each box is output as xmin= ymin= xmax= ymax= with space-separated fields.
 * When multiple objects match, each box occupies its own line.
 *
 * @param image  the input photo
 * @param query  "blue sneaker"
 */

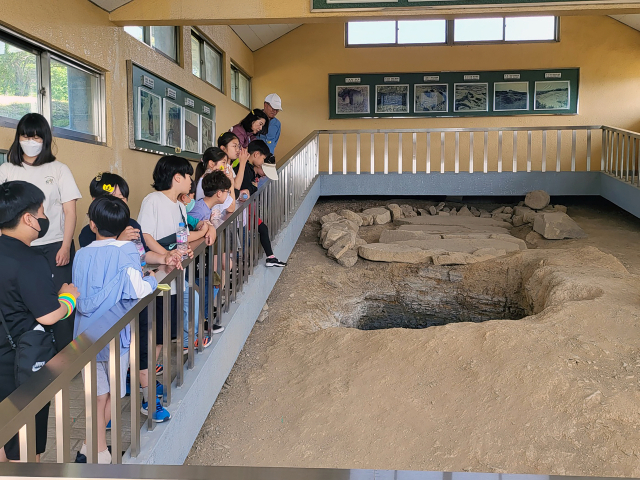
xmin=106 ymin=420 xmax=111 ymax=430
xmin=141 ymin=398 xmax=171 ymax=423
xmin=156 ymin=380 xmax=166 ymax=398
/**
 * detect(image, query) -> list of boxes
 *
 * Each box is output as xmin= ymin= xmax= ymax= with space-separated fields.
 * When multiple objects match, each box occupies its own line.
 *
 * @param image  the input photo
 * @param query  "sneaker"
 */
xmin=211 ymin=324 xmax=224 ymax=334
xmin=183 ymin=336 xmax=212 ymax=353
xmin=155 ymin=364 xmax=163 ymax=375
xmin=141 ymin=398 xmax=171 ymax=423
xmin=156 ymin=380 xmax=166 ymax=398
xmin=266 ymin=256 xmax=287 ymax=267
xmin=74 ymin=451 xmax=87 ymax=463
xmin=106 ymin=420 xmax=111 ymax=430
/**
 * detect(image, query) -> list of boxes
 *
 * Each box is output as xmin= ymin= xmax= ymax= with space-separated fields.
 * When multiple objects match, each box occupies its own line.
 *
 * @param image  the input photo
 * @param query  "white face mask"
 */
xmin=20 ymin=139 xmax=43 ymax=158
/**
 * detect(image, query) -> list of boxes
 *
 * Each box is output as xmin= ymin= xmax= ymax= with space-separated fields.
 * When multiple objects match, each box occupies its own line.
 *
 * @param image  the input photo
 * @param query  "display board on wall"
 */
xmin=128 ymin=62 xmax=216 ymax=160
xmin=329 ymin=68 xmax=579 ymax=119
xmin=313 ymin=0 xmax=601 ymax=9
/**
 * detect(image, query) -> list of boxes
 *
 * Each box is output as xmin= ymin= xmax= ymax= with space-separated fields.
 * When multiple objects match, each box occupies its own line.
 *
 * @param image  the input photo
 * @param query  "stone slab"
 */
xmin=398 ymin=225 xmax=512 ymax=235
xmin=358 ymin=243 xmax=433 ymax=263
xmin=390 ymin=238 xmax=522 ymax=254
xmin=394 ymin=216 xmax=512 ymax=229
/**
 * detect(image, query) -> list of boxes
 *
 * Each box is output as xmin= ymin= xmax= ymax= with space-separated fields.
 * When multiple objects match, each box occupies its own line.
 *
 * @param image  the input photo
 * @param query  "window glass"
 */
xmin=0 ymin=40 xmax=38 ymax=121
xmin=0 ymin=151 xmax=6 ymax=165
xmin=204 ymin=43 xmax=222 ymax=90
xmin=454 ymin=18 xmax=504 ymax=42
xmin=50 ymin=59 xmax=97 ymax=136
xmin=238 ymin=71 xmax=250 ymax=108
xmin=124 ymin=26 xmax=144 ymax=42
xmin=150 ymin=26 xmax=178 ymax=61
xmin=505 ymin=16 xmax=556 ymax=41
xmin=398 ymin=20 xmax=446 ymax=44
xmin=191 ymin=35 xmax=201 ymax=78
xmin=348 ymin=21 xmax=396 ymax=45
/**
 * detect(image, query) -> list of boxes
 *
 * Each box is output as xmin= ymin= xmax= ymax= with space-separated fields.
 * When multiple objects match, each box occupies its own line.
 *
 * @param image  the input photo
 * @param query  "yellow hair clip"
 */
xmin=251 ymin=110 xmax=254 ymax=115
xmin=95 ymin=172 xmax=103 ymax=182
xmin=102 ymin=184 xmax=115 ymax=193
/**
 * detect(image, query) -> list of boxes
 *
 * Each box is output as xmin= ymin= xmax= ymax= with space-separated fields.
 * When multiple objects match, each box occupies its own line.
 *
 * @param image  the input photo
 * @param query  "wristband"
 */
xmin=59 ymin=293 xmax=76 ymax=309
xmin=59 ymin=298 xmax=73 ymax=319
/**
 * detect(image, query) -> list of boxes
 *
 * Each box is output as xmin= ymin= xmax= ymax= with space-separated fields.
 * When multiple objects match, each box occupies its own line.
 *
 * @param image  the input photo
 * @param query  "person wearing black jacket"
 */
xmin=234 ymin=140 xmax=286 ymax=268
xmin=0 ymin=181 xmax=79 ymax=462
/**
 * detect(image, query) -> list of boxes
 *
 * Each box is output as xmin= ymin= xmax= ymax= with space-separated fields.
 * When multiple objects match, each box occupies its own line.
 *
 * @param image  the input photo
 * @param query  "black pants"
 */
xmin=137 ymin=296 xmax=178 ymax=370
xmin=258 ymin=222 xmax=273 ymax=257
xmin=0 ymin=347 xmax=50 ymax=459
xmin=32 ymin=240 xmax=75 ymax=352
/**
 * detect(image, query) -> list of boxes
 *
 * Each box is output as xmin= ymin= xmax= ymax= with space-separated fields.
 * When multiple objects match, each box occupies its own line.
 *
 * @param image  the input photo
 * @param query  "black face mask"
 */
xmin=30 ymin=215 xmax=49 ymax=239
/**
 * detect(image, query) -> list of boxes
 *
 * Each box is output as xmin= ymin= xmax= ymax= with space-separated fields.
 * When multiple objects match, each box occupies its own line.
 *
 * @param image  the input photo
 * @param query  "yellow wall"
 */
xmin=253 ymin=16 xmax=640 ymax=171
xmin=0 ymin=0 xmax=253 ymax=236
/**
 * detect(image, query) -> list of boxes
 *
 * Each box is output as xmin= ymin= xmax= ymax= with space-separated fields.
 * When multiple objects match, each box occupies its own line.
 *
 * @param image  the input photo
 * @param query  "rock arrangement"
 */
xmin=319 ymin=190 xmax=587 ymax=267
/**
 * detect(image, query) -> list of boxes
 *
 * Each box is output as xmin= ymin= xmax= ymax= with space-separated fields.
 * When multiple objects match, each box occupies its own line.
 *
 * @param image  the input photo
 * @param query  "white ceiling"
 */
xmin=610 ymin=14 xmax=640 ymax=31
xmin=89 ymin=0 xmax=133 ymax=12
xmin=230 ymin=24 xmax=301 ymax=51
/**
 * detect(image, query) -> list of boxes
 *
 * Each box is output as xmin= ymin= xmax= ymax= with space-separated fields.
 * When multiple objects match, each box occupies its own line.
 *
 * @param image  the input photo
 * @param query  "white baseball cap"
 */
xmin=264 ymin=93 xmax=283 ymax=110
xmin=261 ymin=163 xmax=279 ymax=181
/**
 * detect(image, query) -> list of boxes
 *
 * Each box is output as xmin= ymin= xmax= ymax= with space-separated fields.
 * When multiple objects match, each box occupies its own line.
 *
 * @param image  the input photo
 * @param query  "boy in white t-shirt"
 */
xmin=137 ymin=156 xmax=216 ymax=407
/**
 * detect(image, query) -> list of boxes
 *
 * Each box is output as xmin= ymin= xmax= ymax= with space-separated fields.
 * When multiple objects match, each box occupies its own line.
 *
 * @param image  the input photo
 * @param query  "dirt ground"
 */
xmin=187 ymin=197 xmax=640 ymax=476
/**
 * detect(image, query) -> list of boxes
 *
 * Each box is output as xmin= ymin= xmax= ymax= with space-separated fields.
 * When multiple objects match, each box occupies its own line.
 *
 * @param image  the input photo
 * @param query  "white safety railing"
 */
xmin=602 ymin=126 xmax=640 ymax=186
xmin=0 ymin=132 xmax=319 ymax=463
xmin=321 ymin=126 xmax=605 ymax=175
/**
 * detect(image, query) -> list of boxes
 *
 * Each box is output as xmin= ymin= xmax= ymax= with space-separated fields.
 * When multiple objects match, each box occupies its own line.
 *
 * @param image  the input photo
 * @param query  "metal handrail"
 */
xmin=319 ymin=125 xmax=602 ymax=134
xmin=0 ymin=133 xmax=320 ymax=463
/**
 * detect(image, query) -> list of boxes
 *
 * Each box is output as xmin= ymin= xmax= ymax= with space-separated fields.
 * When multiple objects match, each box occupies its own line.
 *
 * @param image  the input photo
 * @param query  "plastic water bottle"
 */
xmin=132 ymin=237 xmax=146 ymax=266
xmin=176 ymin=222 xmax=189 ymax=259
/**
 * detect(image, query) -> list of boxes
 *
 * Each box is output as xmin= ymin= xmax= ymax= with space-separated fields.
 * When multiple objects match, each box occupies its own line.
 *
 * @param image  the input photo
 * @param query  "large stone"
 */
xmin=512 ymin=215 xmax=525 ymax=227
xmin=387 ymin=204 xmax=403 ymax=221
xmin=436 ymin=202 xmax=446 ymax=211
xmin=395 ymin=216 xmax=512 ymax=229
xmin=489 ymin=234 xmax=527 ymax=250
xmin=524 ymin=190 xmax=551 ymax=210
xmin=514 ymin=206 xmax=533 ymax=217
xmin=417 ymin=209 xmax=429 ymax=216
xmin=523 ymin=210 xmax=541 ymax=224
xmin=432 ymin=252 xmax=477 ymax=265
xmin=322 ymin=228 xmax=349 ymax=249
xmin=554 ymin=205 xmax=568 ymax=213
xmin=449 ymin=208 xmax=457 ymax=216
xmin=438 ymin=212 xmax=450 ymax=216
xmin=359 ymin=213 xmax=373 ymax=226
xmin=458 ymin=206 xmax=473 ymax=217
xmin=533 ymin=212 xmax=588 ymax=240
xmin=470 ymin=206 xmax=481 ymax=217
xmin=391 ymin=238 xmax=522 ymax=254
xmin=492 ymin=213 xmax=513 ymax=222
xmin=429 ymin=206 xmax=437 ymax=216
xmin=362 ymin=207 xmax=392 ymax=225
xmin=322 ymin=218 xmax=359 ymax=234
xmin=320 ymin=212 xmax=343 ymax=225
xmin=379 ymin=229 xmax=442 ymax=243
xmin=479 ymin=210 xmax=492 ymax=218
xmin=336 ymin=249 xmax=358 ymax=267
xmin=491 ymin=206 xmax=505 ymax=215
xmin=525 ymin=231 xmax=544 ymax=246
xmin=339 ymin=209 xmax=363 ymax=227
xmin=355 ymin=237 xmax=367 ymax=247
xmin=327 ymin=232 xmax=356 ymax=259
xmin=358 ymin=243 xmax=433 ymax=263
xmin=503 ymin=207 xmax=513 ymax=214
xmin=400 ymin=205 xmax=417 ymax=218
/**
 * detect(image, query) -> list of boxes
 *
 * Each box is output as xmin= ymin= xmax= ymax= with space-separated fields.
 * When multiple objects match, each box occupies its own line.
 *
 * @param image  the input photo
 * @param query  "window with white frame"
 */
xmin=191 ymin=30 xmax=223 ymax=91
xmin=346 ymin=16 xmax=557 ymax=46
xmin=124 ymin=26 xmax=179 ymax=62
xmin=0 ymin=29 xmax=105 ymax=143
xmin=231 ymin=64 xmax=251 ymax=108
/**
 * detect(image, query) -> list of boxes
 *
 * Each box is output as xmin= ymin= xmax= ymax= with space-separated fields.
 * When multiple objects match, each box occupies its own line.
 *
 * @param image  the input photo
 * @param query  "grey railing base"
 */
xmin=123 ymin=178 xmax=321 ymax=465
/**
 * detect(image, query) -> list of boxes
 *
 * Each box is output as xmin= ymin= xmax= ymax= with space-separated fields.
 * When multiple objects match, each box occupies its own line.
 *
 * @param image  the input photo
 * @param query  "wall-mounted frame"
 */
xmin=200 ymin=115 xmax=215 ymax=152
xmin=127 ymin=61 xmax=216 ymax=160
xmin=328 ymin=68 xmax=579 ymax=119
xmin=314 ymin=0 xmax=599 ymax=10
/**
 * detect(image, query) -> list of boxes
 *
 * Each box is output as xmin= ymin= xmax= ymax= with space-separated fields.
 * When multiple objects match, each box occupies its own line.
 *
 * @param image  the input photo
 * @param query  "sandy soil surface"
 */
xmin=187 ymin=197 xmax=640 ymax=476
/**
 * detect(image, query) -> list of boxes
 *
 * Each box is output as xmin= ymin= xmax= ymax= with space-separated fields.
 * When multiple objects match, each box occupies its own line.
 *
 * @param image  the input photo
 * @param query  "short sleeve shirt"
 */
xmin=137 ymin=191 xmax=188 ymax=242
xmin=0 ymin=235 xmax=60 ymax=347
xmin=0 ymin=161 xmax=82 ymax=246
xmin=78 ymin=219 xmax=148 ymax=251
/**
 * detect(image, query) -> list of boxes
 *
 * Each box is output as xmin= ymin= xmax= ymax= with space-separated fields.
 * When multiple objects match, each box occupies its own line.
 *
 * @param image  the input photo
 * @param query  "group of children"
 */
xmin=71 ymin=130 xmax=285 ymax=463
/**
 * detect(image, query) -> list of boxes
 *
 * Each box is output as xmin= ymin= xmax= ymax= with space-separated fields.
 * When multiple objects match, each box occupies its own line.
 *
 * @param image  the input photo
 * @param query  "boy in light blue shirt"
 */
xmin=73 ymin=196 xmax=157 ymax=464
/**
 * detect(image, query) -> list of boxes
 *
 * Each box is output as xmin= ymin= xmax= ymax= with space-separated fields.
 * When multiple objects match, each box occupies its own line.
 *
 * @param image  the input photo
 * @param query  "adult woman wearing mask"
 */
xmin=230 ymin=109 xmax=269 ymax=152
xmin=0 ymin=113 xmax=82 ymax=350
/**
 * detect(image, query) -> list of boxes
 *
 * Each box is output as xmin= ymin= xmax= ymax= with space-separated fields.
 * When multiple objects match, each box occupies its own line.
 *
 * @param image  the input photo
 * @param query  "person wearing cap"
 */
xmin=257 ymin=93 xmax=282 ymax=155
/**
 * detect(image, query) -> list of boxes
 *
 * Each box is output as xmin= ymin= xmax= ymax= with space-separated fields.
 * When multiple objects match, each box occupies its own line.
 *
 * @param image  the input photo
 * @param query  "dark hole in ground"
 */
xmin=351 ymin=297 xmax=527 ymax=331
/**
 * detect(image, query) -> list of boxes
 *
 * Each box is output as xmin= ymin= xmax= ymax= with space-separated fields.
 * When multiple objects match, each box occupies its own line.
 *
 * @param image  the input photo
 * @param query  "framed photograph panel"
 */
xmin=454 ymin=83 xmax=488 ymax=112
xmin=414 ymin=84 xmax=448 ymax=113
xmin=336 ymin=85 xmax=370 ymax=115
xmin=493 ymin=82 xmax=529 ymax=111
xmin=534 ymin=81 xmax=570 ymax=110
xmin=376 ymin=84 xmax=410 ymax=114
xmin=162 ymin=98 xmax=183 ymax=149
xmin=200 ymin=115 xmax=215 ymax=153
xmin=183 ymin=109 xmax=200 ymax=154
xmin=136 ymin=87 xmax=162 ymax=144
